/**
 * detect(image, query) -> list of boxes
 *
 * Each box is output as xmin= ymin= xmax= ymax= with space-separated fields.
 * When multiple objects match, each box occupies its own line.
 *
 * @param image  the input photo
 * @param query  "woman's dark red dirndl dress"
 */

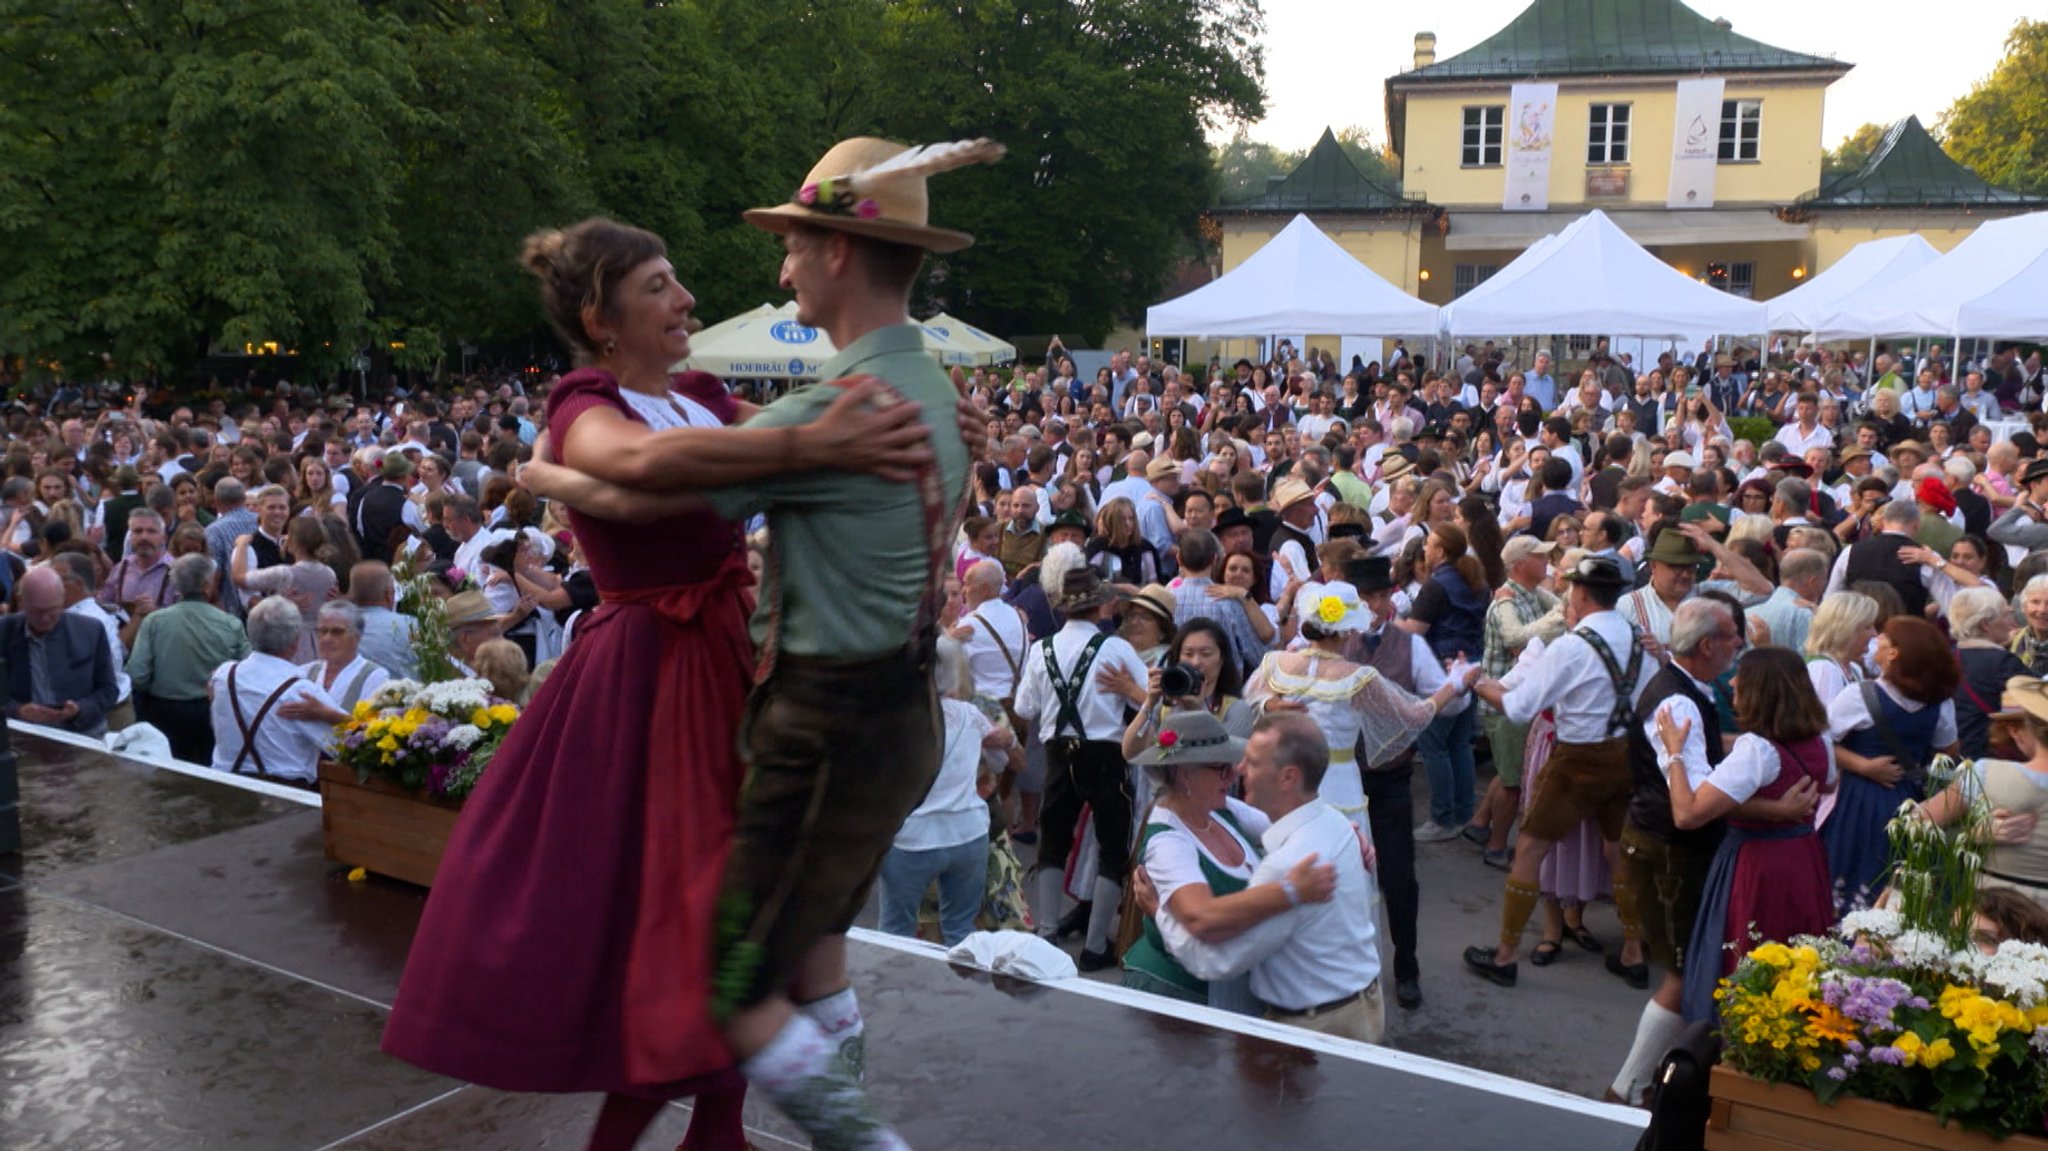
xmin=383 ymin=369 xmax=750 ymax=1097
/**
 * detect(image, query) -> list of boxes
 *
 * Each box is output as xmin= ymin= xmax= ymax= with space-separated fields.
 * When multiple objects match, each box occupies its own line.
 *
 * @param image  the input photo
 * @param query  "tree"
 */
xmin=1215 ymin=131 xmax=1297 ymax=203
xmin=1942 ymin=18 xmax=2048 ymax=196
xmin=1331 ymin=124 xmax=1401 ymax=192
xmin=1822 ymin=121 xmax=1891 ymax=179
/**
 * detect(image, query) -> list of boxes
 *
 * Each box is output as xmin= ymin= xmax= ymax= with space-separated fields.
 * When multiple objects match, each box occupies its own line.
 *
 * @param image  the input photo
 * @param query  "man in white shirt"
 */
xmin=302 ymin=601 xmax=392 ymax=713
xmin=1772 ymin=393 xmax=1835 ymax=456
xmin=446 ymin=493 xmax=512 ymax=580
xmin=1467 ymin=556 xmax=1655 ymax=987
xmin=1155 ymin=712 xmax=1385 ymax=1042
xmin=55 ymin=552 xmax=133 ymax=729
xmin=208 ymin=598 xmax=343 ymax=785
xmin=1013 ymin=566 xmax=1152 ymax=970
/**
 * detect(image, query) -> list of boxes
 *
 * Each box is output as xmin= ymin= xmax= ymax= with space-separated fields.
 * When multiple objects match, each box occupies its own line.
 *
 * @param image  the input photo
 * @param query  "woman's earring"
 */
xmin=603 ymin=335 xmax=617 ymax=356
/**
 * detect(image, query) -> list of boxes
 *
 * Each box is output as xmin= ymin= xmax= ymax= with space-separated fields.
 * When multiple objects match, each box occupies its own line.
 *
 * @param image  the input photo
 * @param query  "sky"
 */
xmin=1227 ymin=0 xmax=2030 ymax=154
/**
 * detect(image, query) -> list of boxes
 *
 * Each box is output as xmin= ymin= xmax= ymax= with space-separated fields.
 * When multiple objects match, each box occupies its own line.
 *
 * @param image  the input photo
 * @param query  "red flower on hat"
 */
xmin=855 ymin=199 xmax=881 ymax=219
xmin=797 ymin=183 xmax=820 ymax=205
xmin=1158 ymin=731 xmax=1178 ymax=749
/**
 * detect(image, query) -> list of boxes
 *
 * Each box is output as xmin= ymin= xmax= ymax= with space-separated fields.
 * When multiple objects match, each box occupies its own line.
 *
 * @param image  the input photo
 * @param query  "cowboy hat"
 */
xmin=2002 ymin=677 xmax=2048 ymax=726
xmin=1144 ymin=457 xmax=1180 ymax=482
xmin=1130 ymin=710 xmax=1247 ymax=770
xmin=744 ymin=137 xmax=1004 ymax=254
xmin=1377 ymin=454 xmax=1415 ymax=483
xmin=1051 ymin=568 xmax=1123 ymax=613
xmin=2022 ymin=458 xmax=2048 ymax=486
xmin=1270 ymin=476 xmax=1317 ymax=511
xmin=1126 ymin=584 xmax=1177 ymax=629
xmin=1889 ymin=439 xmax=1928 ymax=460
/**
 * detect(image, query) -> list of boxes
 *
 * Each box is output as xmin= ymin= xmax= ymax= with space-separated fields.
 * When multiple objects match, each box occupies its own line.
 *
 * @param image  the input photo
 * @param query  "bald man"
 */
xmin=2 ymin=566 xmax=121 ymax=736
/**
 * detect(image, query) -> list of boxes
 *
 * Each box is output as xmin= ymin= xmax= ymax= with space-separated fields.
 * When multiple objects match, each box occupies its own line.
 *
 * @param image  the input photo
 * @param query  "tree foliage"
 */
xmin=0 ymin=0 xmax=1266 ymax=380
xmin=1214 ymin=122 xmax=1398 ymax=205
xmin=1942 ymin=18 xmax=2048 ymax=196
xmin=1822 ymin=121 xmax=1891 ymax=179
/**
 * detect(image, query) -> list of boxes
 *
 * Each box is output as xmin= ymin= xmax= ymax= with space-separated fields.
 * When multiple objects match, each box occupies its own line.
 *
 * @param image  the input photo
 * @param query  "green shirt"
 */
xmin=1328 ymin=470 xmax=1373 ymax=509
xmin=708 ymin=323 xmax=971 ymax=659
xmin=127 ymin=599 xmax=251 ymax=701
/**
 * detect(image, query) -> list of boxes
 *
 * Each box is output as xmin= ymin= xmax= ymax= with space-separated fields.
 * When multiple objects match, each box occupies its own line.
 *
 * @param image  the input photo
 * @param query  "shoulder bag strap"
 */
xmin=971 ymin=611 xmax=1021 ymax=685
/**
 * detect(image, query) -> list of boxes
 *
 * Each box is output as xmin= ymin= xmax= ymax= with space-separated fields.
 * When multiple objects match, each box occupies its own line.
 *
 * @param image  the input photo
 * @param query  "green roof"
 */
xmin=1805 ymin=116 xmax=2048 ymax=209
xmin=1221 ymin=128 xmax=1420 ymax=214
xmin=1397 ymin=0 xmax=1845 ymax=82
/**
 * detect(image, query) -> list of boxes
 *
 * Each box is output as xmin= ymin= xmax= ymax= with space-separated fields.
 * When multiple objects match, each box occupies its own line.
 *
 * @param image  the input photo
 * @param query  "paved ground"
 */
xmin=1010 ymin=769 xmax=1649 ymax=1102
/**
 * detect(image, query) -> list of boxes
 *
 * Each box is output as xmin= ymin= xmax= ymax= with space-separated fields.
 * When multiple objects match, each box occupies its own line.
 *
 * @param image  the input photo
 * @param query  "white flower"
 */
xmin=1839 ymin=908 xmax=1904 ymax=941
xmin=1969 ymin=941 xmax=2048 ymax=1008
xmin=444 ymin=724 xmax=485 ymax=750
xmin=1886 ymin=929 xmax=1956 ymax=971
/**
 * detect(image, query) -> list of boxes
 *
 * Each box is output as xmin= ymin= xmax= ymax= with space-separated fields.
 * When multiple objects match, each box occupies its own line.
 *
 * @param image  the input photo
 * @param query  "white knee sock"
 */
xmin=1610 ymin=1001 xmax=1685 ymax=1104
xmin=741 ymin=1014 xmax=909 ymax=1151
xmin=801 ymin=987 xmax=865 ymax=1083
xmin=1084 ymin=878 xmax=1123 ymax=953
xmin=1031 ymin=868 xmax=1065 ymax=938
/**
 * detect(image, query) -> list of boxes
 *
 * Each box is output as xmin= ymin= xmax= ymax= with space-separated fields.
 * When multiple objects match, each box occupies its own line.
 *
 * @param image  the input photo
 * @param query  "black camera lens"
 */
xmin=1160 ymin=662 xmax=1202 ymax=699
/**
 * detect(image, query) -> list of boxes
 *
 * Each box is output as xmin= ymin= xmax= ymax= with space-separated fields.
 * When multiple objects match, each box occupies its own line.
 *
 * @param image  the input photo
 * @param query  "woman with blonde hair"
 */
xmin=1087 ymin=497 xmax=1159 ymax=588
xmin=1803 ymin=590 xmax=1878 ymax=706
xmin=472 ymin=637 xmax=532 ymax=705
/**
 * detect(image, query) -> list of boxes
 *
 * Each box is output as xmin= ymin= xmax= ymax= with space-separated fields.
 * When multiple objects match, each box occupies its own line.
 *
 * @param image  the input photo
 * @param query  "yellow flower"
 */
xmin=352 ymin=701 xmax=375 ymax=720
xmin=472 ymin=708 xmax=494 ymax=729
xmin=346 ymin=867 xmax=367 ymax=882
xmin=1895 ymin=1032 xmax=1925 ymax=1060
xmin=488 ymin=704 xmax=517 ymax=724
xmin=1919 ymin=1038 xmax=1956 ymax=1069
xmin=1804 ymin=1002 xmax=1859 ymax=1046
xmin=1316 ymin=596 xmax=1347 ymax=626
xmin=1749 ymin=943 xmax=1794 ymax=968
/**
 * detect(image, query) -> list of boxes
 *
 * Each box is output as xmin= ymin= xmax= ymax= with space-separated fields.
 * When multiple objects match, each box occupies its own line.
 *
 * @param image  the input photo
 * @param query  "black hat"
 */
xmin=2022 ymin=458 xmax=2048 ymax=487
xmin=1342 ymin=555 xmax=1395 ymax=594
xmin=1214 ymin=506 xmax=1253 ymax=534
xmin=1561 ymin=555 xmax=1630 ymax=590
xmin=1328 ymin=522 xmax=1367 ymax=542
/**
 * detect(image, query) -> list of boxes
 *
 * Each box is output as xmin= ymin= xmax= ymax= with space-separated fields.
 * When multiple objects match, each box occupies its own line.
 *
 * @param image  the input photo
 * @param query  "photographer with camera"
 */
xmin=1120 ymin=619 xmax=1255 ymax=764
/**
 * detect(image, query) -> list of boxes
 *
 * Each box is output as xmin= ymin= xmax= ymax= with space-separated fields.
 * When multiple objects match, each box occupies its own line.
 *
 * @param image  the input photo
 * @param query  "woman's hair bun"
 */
xmin=520 ymin=229 xmax=568 ymax=279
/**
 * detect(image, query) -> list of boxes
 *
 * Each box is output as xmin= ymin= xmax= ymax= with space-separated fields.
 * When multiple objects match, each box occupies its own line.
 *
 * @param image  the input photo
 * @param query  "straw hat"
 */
xmin=744 ymin=137 xmax=1004 ymax=254
xmin=1126 ymin=584 xmax=1177 ymax=629
xmin=1145 ymin=457 xmax=1180 ymax=482
xmin=443 ymin=590 xmax=504 ymax=630
xmin=2001 ymin=677 xmax=2048 ymax=725
xmin=1270 ymin=476 xmax=1318 ymax=511
xmin=1377 ymin=453 xmax=1416 ymax=483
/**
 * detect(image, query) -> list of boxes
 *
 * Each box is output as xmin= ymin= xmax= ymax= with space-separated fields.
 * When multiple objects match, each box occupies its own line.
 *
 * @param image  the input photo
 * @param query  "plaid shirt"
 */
xmin=1483 ymin=580 xmax=1559 ymax=679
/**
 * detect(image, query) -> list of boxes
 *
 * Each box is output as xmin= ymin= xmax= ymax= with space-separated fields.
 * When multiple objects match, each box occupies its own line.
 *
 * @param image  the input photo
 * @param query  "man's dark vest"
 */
xmin=1843 ymin=533 xmax=1928 ymax=618
xmin=248 ymin=531 xmax=285 ymax=571
xmin=1626 ymin=663 xmax=1726 ymax=850
xmin=353 ymin=482 xmax=410 ymax=563
xmin=1349 ymin=627 xmax=1416 ymax=773
xmin=1270 ymin=522 xmax=1318 ymax=580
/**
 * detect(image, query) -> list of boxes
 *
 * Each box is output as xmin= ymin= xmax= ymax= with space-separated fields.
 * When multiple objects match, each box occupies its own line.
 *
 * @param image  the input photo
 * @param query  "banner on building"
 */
xmin=1501 ymin=82 xmax=1558 ymax=211
xmin=1668 ymin=76 xmax=1725 ymax=209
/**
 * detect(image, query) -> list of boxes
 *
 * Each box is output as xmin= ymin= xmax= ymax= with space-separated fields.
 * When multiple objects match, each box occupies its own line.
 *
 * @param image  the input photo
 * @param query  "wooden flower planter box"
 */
xmin=317 ymin=759 xmax=463 ymax=888
xmin=1707 ymin=1065 xmax=2048 ymax=1151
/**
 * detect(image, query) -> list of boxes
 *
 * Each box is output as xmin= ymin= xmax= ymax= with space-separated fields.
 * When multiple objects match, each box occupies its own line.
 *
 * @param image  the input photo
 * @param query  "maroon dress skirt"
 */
xmin=383 ymin=370 xmax=750 ymax=1096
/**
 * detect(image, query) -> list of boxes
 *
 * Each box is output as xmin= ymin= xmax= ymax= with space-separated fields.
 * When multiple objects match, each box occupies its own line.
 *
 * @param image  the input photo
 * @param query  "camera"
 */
xmin=1159 ymin=662 xmax=1203 ymax=700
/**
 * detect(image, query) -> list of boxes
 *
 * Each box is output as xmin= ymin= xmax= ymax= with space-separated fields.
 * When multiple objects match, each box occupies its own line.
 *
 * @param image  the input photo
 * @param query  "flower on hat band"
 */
xmin=856 ymin=199 xmax=880 ymax=219
xmin=1158 ymin=731 xmax=1179 ymax=749
xmin=797 ymin=183 xmax=820 ymax=205
xmin=1317 ymin=596 xmax=1347 ymax=625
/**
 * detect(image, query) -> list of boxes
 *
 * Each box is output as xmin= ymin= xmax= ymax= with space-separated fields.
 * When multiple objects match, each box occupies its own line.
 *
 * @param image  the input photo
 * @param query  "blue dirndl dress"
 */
xmin=1820 ymin=683 xmax=1938 ymax=912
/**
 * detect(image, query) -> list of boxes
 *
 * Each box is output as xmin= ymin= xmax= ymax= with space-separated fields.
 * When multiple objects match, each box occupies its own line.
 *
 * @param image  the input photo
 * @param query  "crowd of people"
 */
xmin=11 ymin=325 xmax=2048 ymax=1123
xmin=935 ymin=334 xmax=2048 ymax=1099
xmin=0 ymin=375 xmax=579 ymax=784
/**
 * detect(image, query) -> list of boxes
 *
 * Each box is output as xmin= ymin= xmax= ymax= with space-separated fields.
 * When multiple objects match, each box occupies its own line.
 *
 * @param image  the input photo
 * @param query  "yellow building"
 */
xmin=1208 ymin=0 xmax=2042 ymax=336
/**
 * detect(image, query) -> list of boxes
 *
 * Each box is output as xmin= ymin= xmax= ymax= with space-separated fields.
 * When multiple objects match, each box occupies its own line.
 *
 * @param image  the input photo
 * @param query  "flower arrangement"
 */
xmin=333 ymin=678 xmax=519 ymax=801
xmin=392 ymin=549 xmax=461 ymax=684
xmin=1715 ymin=756 xmax=2048 ymax=1138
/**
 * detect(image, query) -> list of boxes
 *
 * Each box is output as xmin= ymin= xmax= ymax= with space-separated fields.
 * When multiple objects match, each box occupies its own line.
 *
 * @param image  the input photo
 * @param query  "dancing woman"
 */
xmin=382 ymin=218 xmax=937 ymax=1151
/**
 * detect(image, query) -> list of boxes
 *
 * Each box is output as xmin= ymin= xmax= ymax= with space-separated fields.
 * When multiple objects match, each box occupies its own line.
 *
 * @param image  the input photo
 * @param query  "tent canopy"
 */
xmin=1146 ymin=214 xmax=1438 ymax=338
xmin=920 ymin=313 xmax=1015 ymax=366
xmin=1810 ymin=210 xmax=2048 ymax=340
xmin=1438 ymin=209 xmax=1767 ymax=339
xmin=1762 ymin=235 xmax=1939 ymax=334
xmin=682 ymin=302 xmax=835 ymax=379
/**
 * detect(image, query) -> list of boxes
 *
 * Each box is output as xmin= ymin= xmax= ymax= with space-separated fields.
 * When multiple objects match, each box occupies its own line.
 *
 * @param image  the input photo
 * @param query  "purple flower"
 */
xmin=446 ymin=567 xmax=467 ymax=585
xmin=1828 ymin=975 xmax=1919 ymax=1031
xmin=1826 ymin=1067 xmax=1849 ymax=1081
xmin=1869 ymin=1046 xmax=1909 ymax=1067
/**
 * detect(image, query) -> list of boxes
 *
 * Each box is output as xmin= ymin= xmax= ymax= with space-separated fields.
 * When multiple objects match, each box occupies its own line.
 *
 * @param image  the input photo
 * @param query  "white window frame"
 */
xmin=1705 ymin=260 xmax=1757 ymax=299
xmin=1587 ymin=103 xmax=1631 ymax=165
xmin=1462 ymin=106 xmax=1504 ymax=167
xmin=1718 ymin=99 xmax=1762 ymax=163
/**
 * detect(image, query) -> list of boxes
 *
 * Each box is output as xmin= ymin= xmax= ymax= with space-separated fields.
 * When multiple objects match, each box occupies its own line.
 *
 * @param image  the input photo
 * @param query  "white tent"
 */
xmin=683 ymin=302 xmax=836 ymax=379
xmin=1439 ymin=209 xmax=1767 ymax=338
xmin=1146 ymin=214 xmax=1438 ymax=338
xmin=920 ymin=313 xmax=1016 ymax=366
xmin=1762 ymin=235 xmax=1939 ymax=334
xmin=1810 ymin=211 xmax=2048 ymax=340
